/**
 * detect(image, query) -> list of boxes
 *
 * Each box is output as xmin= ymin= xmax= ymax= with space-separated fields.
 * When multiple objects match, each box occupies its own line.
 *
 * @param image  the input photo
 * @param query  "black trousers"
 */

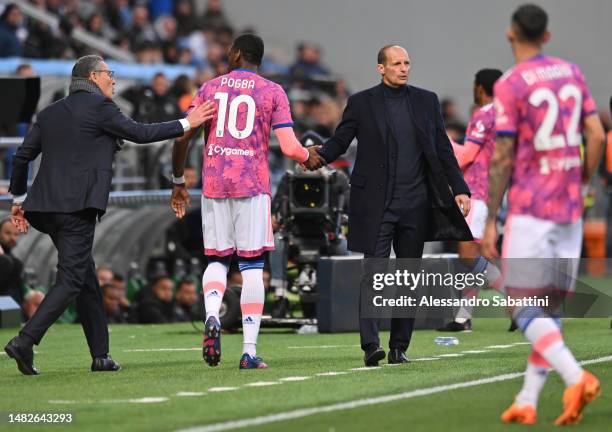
xmin=20 ymin=210 xmax=109 ymax=358
xmin=360 ymin=194 xmax=430 ymax=352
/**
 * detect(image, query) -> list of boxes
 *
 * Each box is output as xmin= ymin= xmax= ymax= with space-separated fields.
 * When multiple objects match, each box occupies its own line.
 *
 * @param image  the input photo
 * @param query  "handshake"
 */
xmin=300 ymin=131 xmax=328 ymax=171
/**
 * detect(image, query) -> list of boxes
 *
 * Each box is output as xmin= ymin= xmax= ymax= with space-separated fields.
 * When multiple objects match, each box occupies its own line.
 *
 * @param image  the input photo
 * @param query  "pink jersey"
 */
xmin=494 ymin=55 xmax=597 ymax=223
xmin=463 ymin=103 xmax=496 ymax=202
xmin=189 ymin=69 xmax=294 ymax=198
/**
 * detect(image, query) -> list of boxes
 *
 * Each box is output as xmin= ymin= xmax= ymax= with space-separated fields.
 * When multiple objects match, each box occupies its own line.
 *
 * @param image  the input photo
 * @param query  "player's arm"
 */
xmin=582 ymin=114 xmax=605 ymax=183
xmin=486 ymin=135 xmax=515 ymax=221
xmin=272 ymin=126 xmax=309 ymax=163
xmin=452 ymin=140 xmax=481 ymax=170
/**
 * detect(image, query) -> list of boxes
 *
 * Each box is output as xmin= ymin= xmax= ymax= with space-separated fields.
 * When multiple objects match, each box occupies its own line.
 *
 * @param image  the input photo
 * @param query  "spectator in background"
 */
xmin=290 ymin=42 xmax=331 ymax=78
xmin=131 ymin=73 xmax=182 ymax=123
xmin=172 ymin=74 xmax=196 ymax=113
xmin=174 ymin=278 xmax=199 ymax=322
xmin=126 ymin=4 xmax=157 ymax=49
xmin=134 ymin=41 xmax=164 ymax=64
xmin=441 ymin=98 xmax=466 ymax=131
xmin=101 ymin=283 xmax=129 ymax=324
xmin=174 ymin=0 xmax=198 ymax=37
xmin=15 ymin=63 xmax=35 ymax=77
xmin=201 ymin=0 xmax=231 ymax=30
xmin=0 ymin=3 xmax=23 ymax=57
xmin=0 ymin=217 xmax=24 ymax=306
xmin=138 ymin=276 xmax=176 ymax=323
xmin=85 ymin=10 xmax=116 ymax=42
xmin=22 ymin=290 xmax=45 ymax=321
xmin=97 ymin=265 xmax=114 ymax=287
xmin=111 ymin=273 xmax=131 ymax=311
xmin=105 ymin=0 xmax=132 ymax=34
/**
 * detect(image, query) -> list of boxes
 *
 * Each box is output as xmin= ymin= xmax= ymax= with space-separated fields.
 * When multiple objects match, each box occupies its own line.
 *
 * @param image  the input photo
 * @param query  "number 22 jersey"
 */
xmin=189 ymin=69 xmax=294 ymax=199
xmin=494 ymin=55 xmax=597 ymax=223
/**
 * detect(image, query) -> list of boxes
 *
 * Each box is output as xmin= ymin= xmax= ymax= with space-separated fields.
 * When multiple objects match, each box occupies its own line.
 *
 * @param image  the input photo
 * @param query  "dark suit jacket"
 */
xmin=9 ymin=91 xmax=185 ymax=215
xmin=318 ymin=83 xmax=473 ymax=254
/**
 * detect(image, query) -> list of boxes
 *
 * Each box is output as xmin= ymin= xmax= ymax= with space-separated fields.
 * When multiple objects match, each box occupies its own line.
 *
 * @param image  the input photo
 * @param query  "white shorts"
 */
xmin=465 ymin=198 xmax=487 ymax=240
xmin=202 ymin=193 xmax=274 ymax=258
xmin=501 ymin=214 xmax=582 ymax=292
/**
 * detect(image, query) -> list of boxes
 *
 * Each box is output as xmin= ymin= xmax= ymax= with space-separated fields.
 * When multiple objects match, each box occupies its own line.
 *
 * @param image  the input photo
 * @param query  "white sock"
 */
xmin=240 ymin=266 xmax=264 ymax=356
xmin=523 ymin=317 xmax=582 ymax=387
xmin=203 ymin=261 xmax=228 ymax=322
xmin=515 ymin=351 xmax=550 ymax=407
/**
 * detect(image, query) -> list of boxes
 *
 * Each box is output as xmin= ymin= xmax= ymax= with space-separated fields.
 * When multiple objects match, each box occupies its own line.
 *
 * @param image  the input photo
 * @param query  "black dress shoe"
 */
xmin=388 ymin=348 xmax=410 ymax=364
xmin=91 ymin=356 xmax=121 ymax=372
xmin=4 ymin=336 xmax=39 ymax=375
xmin=508 ymin=319 xmax=519 ymax=332
xmin=364 ymin=346 xmax=385 ymax=367
xmin=436 ymin=319 xmax=472 ymax=332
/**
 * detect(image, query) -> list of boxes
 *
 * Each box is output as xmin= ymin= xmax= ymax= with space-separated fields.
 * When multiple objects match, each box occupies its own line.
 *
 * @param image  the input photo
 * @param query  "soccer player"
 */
xmin=170 ymin=34 xmax=324 ymax=369
xmin=439 ymin=69 xmax=503 ymax=332
xmin=482 ymin=4 xmax=606 ymax=425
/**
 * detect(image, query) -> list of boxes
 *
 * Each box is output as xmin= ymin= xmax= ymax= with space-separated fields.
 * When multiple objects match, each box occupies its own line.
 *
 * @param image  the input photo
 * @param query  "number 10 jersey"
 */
xmin=189 ymin=68 xmax=294 ymax=199
xmin=494 ymin=54 xmax=597 ymax=223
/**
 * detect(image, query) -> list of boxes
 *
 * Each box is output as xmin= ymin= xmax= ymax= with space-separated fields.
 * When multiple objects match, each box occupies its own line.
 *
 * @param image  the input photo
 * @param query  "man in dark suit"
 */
xmin=307 ymin=45 xmax=472 ymax=366
xmin=3 ymin=55 xmax=215 ymax=375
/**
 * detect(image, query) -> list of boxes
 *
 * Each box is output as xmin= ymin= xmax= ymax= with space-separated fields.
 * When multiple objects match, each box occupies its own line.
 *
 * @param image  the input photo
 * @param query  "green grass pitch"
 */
xmin=1 ymin=319 xmax=610 ymax=431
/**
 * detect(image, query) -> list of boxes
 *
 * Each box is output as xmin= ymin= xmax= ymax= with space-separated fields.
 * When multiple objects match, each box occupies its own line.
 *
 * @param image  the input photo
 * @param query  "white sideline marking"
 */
xmin=486 ymin=344 xmax=515 ymax=349
xmin=0 ymin=352 xmax=5 ymax=355
xmin=244 ymin=381 xmax=281 ymax=387
xmin=436 ymin=354 xmax=463 ymax=358
xmin=49 ymin=397 xmax=169 ymax=405
xmin=176 ymin=355 xmax=612 ymax=432
xmin=316 ymin=371 xmax=348 ymax=377
xmin=288 ymin=345 xmax=361 ymax=349
xmin=177 ymin=392 xmax=206 ymax=397
xmin=350 ymin=367 xmax=380 ymax=371
xmin=208 ymin=387 xmax=238 ymax=392
xmin=512 ymin=342 xmax=531 ymax=346
xmin=124 ymin=348 xmax=200 ymax=352
xmin=412 ymin=357 xmax=440 ymax=362
xmin=279 ymin=376 xmax=311 ymax=382
xmin=460 ymin=350 xmax=489 ymax=354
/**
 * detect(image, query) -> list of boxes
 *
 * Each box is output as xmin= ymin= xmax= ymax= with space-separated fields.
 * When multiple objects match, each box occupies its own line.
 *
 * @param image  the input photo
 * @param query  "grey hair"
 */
xmin=71 ymin=55 xmax=104 ymax=78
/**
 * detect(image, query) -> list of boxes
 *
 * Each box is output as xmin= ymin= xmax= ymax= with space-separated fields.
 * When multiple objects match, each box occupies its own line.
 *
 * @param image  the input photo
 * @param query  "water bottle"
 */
xmin=434 ymin=336 xmax=459 ymax=346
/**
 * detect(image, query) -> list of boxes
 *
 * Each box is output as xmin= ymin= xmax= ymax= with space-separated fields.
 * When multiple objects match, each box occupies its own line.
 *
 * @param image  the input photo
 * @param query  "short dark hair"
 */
xmin=512 ymin=4 xmax=548 ymax=42
xmin=474 ymin=69 xmax=503 ymax=97
xmin=232 ymin=34 xmax=264 ymax=66
xmin=72 ymin=55 xmax=104 ymax=78
xmin=176 ymin=278 xmax=196 ymax=291
xmin=101 ymin=283 xmax=116 ymax=295
xmin=377 ymin=45 xmax=396 ymax=65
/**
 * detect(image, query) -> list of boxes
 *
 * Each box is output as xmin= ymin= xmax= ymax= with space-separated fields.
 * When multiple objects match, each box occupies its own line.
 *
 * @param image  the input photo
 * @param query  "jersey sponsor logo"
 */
xmin=207 ymin=144 xmax=255 ymax=157
xmin=220 ymin=77 xmax=256 ymax=89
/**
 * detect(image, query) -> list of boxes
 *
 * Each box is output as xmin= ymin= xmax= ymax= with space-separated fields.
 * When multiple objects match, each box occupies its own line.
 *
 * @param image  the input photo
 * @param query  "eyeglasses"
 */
xmin=94 ymin=70 xmax=115 ymax=80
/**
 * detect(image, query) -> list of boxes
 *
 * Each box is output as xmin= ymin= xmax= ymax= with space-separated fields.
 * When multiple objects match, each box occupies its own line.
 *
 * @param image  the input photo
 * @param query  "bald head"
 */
xmin=377 ymin=45 xmax=410 ymax=88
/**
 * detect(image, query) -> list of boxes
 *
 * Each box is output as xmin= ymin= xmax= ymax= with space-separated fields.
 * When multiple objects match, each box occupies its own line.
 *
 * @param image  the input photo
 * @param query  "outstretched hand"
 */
xmin=302 ymin=146 xmax=326 ymax=171
xmin=186 ymin=101 xmax=216 ymax=130
xmin=171 ymin=185 xmax=190 ymax=219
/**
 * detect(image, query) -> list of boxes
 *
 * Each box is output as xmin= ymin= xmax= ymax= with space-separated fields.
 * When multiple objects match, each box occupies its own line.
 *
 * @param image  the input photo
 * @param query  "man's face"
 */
xmin=90 ymin=61 xmax=115 ymax=98
xmin=7 ymin=7 xmax=22 ymax=27
xmin=97 ymin=268 xmax=114 ymax=286
xmin=154 ymin=279 xmax=174 ymax=303
xmin=176 ymin=283 xmax=197 ymax=307
xmin=103 ymin=287 xmax=121 ymax=314
xmin=151 ymin=75 xmax=169 ymax=97
xmin=0 ymin=221 xmax=19 ymax=249
xmin=377 ymin=46 xmax=410 ymax=88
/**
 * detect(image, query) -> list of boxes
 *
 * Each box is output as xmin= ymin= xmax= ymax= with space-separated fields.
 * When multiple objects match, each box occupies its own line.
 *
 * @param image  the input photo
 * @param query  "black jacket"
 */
xmin=318 ymin=83 xmax=472 ymax=254
xmin=9 ymin=91 xmax=185 ymax=214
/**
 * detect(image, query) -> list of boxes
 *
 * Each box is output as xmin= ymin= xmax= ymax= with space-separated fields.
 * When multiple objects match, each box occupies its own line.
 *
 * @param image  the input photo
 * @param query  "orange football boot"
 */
xmin=501 ymin=403 xmax=537 ymax=425
xmin=555 ymin=371 xmax=600 ymax=426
